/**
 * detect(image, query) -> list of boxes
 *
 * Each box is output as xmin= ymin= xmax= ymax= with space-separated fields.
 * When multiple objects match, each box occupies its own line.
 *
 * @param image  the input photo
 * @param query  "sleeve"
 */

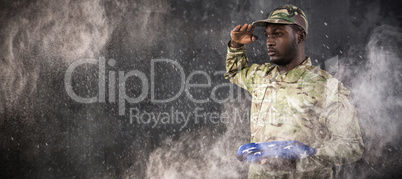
xmin=314 ymin=78 xmax=364 ymax=167
xmin=224 ymin=41 xmax=258 ymax=92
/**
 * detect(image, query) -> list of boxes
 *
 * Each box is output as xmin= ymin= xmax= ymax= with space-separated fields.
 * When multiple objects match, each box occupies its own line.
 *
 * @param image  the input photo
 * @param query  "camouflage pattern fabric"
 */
xmin=252 ymin=4 xmax=309 ymax=34
xmin=225 ymin=43 xmax=364 ymax=178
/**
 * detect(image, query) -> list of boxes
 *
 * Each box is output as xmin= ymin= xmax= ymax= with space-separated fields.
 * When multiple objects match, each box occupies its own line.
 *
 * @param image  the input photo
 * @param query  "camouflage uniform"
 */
xmin=225 ymin=45 xmax=364 ymax=178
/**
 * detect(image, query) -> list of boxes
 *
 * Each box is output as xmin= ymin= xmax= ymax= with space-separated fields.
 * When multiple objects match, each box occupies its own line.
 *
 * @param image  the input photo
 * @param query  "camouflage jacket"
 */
xmin=225 ymin=44 xmax=364 ymax=174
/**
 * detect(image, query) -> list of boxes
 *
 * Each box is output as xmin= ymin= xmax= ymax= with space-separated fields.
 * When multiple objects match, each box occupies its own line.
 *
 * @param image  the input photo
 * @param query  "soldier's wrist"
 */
xmin=230 ymin=40 xmax=244 ymax=48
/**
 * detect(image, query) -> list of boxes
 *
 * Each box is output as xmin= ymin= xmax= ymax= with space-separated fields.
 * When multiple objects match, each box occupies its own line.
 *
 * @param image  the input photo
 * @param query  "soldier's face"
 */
xmin=265 ymin=24 xmax=298 ymax=66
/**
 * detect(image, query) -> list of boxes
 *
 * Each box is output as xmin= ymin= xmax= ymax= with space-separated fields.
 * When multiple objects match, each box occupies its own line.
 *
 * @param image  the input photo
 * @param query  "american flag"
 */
xmin=236 ymin=141 xmax=317 ymax=163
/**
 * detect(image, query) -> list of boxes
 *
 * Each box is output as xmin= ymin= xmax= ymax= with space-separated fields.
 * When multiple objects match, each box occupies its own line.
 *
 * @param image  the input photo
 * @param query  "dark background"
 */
xmin=1 ymin=0 xmax=402 ymax=178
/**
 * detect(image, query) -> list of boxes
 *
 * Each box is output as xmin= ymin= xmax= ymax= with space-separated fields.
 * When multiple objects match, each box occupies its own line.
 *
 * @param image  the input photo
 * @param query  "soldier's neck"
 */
xmin=277 ymin=54 xmax=306 ymax=74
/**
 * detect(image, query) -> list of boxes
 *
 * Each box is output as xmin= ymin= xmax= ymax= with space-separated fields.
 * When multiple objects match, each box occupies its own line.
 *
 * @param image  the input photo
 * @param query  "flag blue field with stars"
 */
xmin=236 ymin=141 xmax=317 ymax=163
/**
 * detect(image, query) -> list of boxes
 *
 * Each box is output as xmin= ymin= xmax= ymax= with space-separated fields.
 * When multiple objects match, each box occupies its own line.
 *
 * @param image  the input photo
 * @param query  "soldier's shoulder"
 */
xmin=303 ymin=65 xmax=335 ymax=82
xmin=302 ymin=65 xmax=351 ymax=95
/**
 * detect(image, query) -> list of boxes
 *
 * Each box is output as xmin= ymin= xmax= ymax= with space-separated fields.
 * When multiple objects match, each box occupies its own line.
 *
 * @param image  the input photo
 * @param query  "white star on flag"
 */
xmin=242 ymin=147 xmax=256 ymax=154
xmin=300 ymin=151 xmax=309 ymax=158
xmin=254 ymin=152 xmax=261 ymax=155
xmin=284 ymin=145 xmax=292 ymax=150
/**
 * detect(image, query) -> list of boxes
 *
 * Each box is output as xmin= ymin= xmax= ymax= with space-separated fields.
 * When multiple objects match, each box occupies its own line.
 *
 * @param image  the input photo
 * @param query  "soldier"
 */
xmin=225 ymin=4 xmax=364 ymax=178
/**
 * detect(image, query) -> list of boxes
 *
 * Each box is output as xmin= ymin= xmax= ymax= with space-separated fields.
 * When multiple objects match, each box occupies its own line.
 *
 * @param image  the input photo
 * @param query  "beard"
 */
xmin=269 ymin=35 xmax=299 ymax=66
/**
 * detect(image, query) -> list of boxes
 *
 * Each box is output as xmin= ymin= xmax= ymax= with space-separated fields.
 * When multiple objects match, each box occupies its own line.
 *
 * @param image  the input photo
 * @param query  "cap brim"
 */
xmin=252 ymin=19 xmax=293 ymax=27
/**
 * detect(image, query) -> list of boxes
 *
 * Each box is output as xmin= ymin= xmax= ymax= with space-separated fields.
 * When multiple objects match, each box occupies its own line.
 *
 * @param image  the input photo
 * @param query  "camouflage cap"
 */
xmin=252 ymin=4 xmax=308 ymax=33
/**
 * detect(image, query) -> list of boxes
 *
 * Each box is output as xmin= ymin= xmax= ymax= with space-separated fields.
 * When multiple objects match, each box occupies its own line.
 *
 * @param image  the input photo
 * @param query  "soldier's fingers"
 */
xmin=239 ymin=23 xmax=248 ymax=31
xmin=246 ymin=24 xmax=253 ymax=31
xmin=232 ymin=25 xmax=241 ymax=32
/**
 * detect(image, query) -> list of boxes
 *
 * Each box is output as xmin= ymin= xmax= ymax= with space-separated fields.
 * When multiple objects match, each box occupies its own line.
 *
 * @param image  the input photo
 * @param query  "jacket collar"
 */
xmin=271 ymin=57 xmax=311 ymax=82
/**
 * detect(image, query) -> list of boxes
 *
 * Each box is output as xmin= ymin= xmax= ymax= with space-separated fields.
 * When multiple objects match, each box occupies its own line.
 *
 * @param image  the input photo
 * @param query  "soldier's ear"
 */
xmin=298 ymin=31 xmax=306 ymax=44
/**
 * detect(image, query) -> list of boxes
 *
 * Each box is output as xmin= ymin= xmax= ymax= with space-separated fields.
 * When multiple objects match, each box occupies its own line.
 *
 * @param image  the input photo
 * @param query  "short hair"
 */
xmin=290 ymin=24 xmax=305 ymax=35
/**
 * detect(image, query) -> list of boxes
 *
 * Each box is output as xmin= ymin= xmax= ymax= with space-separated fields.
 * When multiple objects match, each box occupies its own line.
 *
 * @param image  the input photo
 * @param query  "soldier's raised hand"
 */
xmin=230 ymin=23 xmax=258 ymax=47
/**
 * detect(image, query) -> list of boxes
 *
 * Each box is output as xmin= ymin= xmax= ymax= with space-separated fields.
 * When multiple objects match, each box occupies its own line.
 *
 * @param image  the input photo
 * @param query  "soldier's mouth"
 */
xmin=268 ymin=51 xmax=276 ymax=56
xmin=268 ymin=48 xmax=276 ymax=56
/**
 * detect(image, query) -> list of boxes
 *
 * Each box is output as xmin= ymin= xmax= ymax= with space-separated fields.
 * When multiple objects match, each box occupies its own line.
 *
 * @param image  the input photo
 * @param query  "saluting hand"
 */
xmin=230 ymin=23 xmax=257 ymax=47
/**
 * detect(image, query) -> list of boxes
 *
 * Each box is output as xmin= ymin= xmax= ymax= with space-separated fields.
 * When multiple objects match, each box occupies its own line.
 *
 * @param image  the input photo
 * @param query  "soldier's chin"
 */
xmin=269 ymin=57 xmax=281 ymax=65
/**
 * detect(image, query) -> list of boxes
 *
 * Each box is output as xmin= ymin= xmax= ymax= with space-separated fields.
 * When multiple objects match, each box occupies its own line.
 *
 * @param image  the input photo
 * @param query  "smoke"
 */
xmin=329 ymin=25 xmax=402 ymax=178
xmin=0 ymin=0 xmax=128 ymax=178
xmin=353 ymin=25 xmax=402 ymax=149
xmin=0 ymin=0 xmax=178 ymax=178
xmin=344 ymin=25 xmax=402 ymax=177
xmin=0 ymin=0 xmax=127 ymax=118
xmin=143 ymin=94 xmax=251 ymax=179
